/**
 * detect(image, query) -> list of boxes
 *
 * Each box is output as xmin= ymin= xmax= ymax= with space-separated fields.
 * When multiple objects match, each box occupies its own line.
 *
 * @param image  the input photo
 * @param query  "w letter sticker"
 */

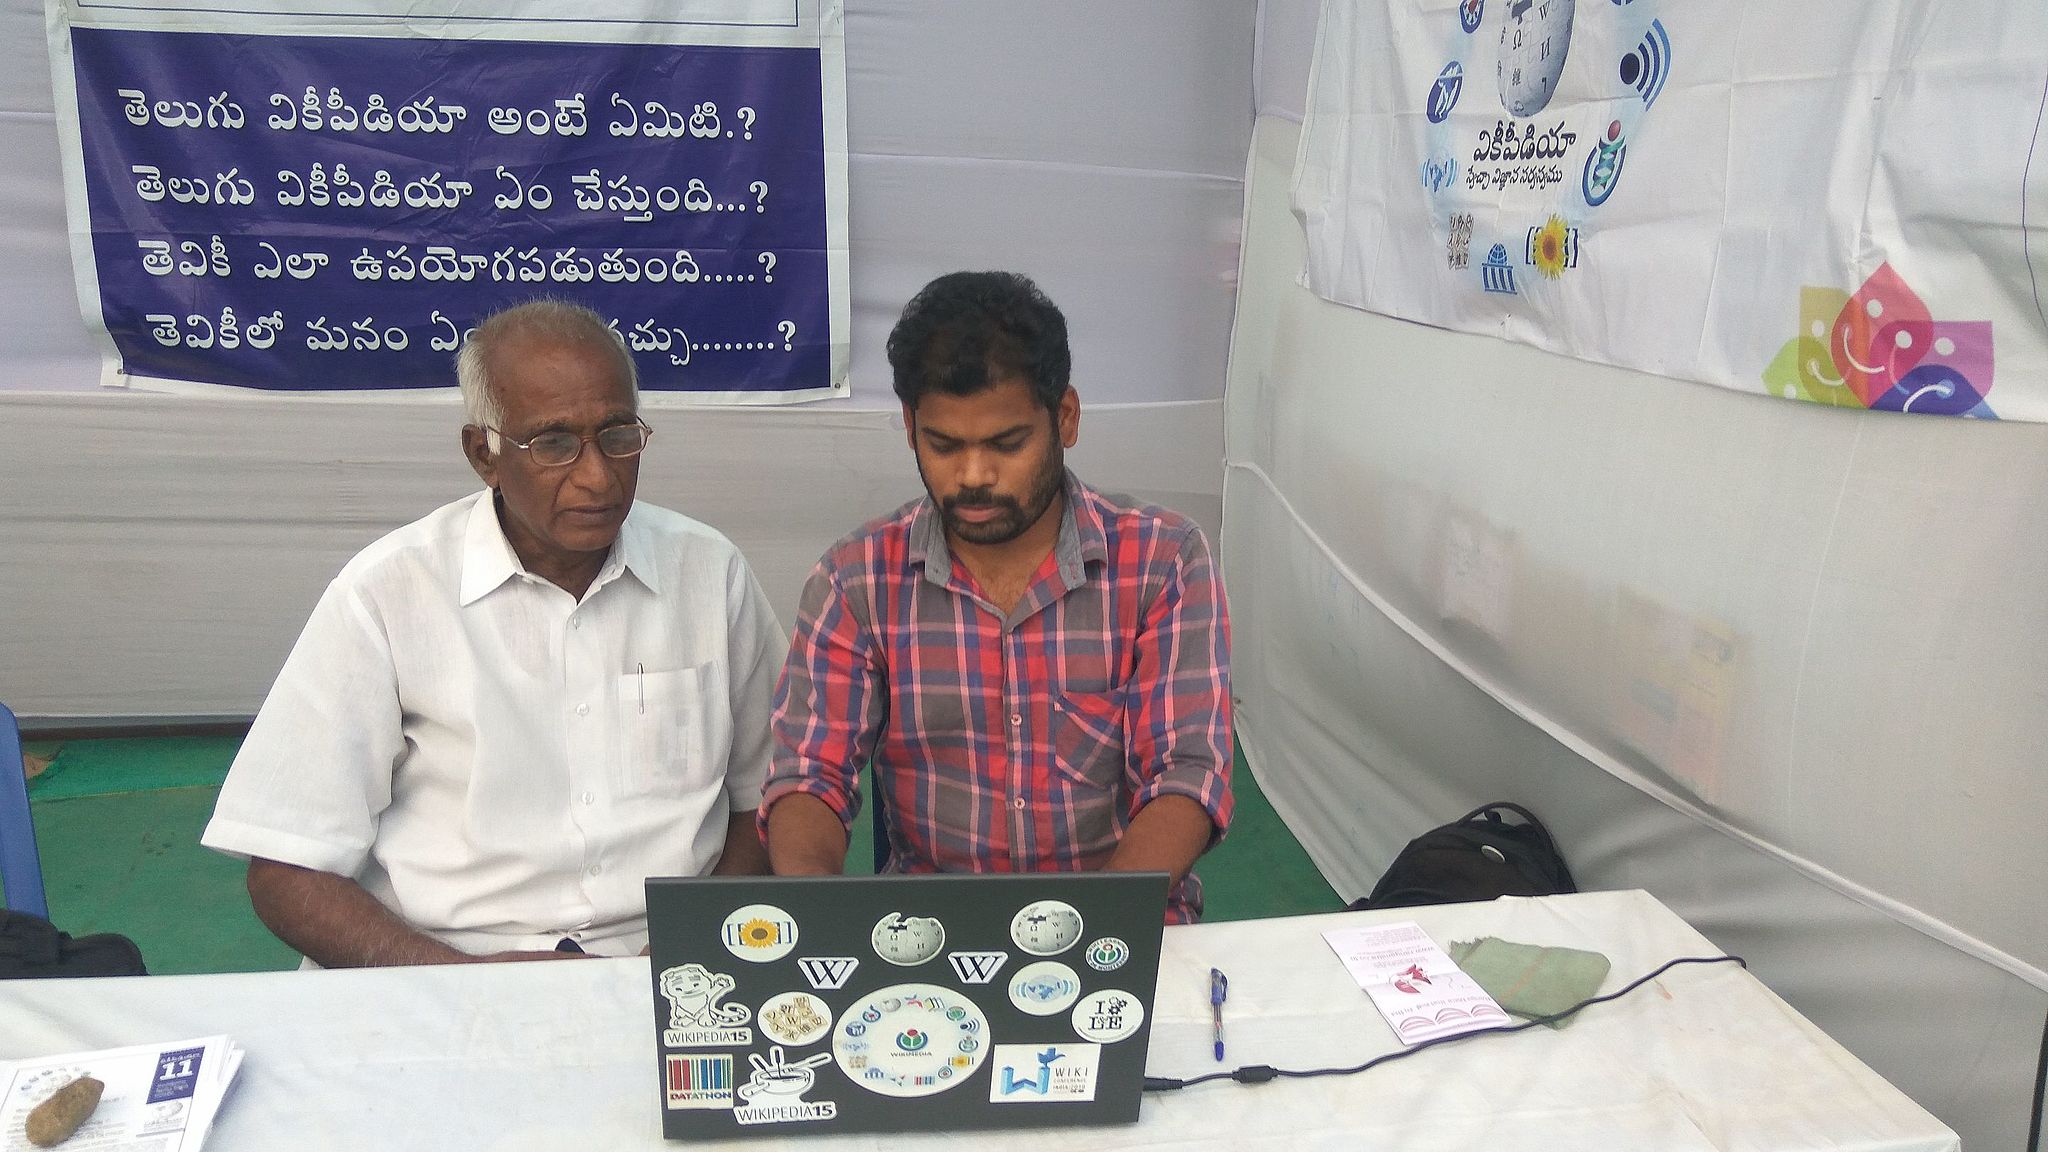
xmin=796 ymin=956 xmax=860 ymax=990
xmin=946 ymin=951 xmax=1009 ymax=984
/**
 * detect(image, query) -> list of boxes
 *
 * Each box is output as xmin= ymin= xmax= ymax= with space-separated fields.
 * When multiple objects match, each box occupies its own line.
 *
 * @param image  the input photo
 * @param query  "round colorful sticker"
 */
xmin=1084 ymin=936 xmax=1129 ymax=971
xmin=832 ymin=982 xmax=990 ymax=1098
xmin=721 ymin=903 xmax=798 ymax=963
xmin=1008 ymin=960 xmax=1081 ymax=1016
xmin=758 ymin=990 xmax=833 ymax=1047
xmin=1009 ymin=900 xmax=1083 ymax=956
xmin=1070 ymin=989 xmax=1145 ymax=1043
xmin=871 ymin=912 xmax=947 ymax=966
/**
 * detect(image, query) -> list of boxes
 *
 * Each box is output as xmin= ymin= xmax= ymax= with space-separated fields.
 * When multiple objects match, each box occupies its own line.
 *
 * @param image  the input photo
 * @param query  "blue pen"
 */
xmin=1209 ymin=967 xmax=1228 ymax=1062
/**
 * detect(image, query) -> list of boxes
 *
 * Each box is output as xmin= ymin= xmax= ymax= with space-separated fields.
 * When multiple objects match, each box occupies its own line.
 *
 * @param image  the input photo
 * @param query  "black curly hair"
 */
xmin=887 ymin=271 xmax=1071 ymax=414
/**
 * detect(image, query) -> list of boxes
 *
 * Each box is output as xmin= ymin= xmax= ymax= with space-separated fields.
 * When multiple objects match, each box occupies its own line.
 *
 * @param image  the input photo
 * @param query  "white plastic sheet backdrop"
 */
xmin=1236 ymin=3 xmax=2048 ymax=1146
xmin=0 ymin=1 xmax=1251 ymax=718
xmin=1293 ymin=0 xmax=2048 ymax=421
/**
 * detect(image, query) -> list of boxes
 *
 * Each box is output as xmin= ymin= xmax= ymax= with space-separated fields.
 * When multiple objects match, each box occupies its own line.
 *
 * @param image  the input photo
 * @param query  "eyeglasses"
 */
xmin=486 ymin=420 xmax=653 ymax=467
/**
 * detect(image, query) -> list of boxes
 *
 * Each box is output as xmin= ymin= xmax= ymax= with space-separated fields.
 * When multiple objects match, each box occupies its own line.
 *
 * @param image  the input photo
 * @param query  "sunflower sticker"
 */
xmin=1524 ymin=214 xmax=1580 ymax=279
xmin=722 ymin=903 xmax=799 ymax=962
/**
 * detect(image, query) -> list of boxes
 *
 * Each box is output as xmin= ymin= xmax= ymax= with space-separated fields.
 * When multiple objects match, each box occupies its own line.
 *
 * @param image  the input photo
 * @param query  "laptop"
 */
xmin=644 ymin=871 xmax=1170 ymax=1138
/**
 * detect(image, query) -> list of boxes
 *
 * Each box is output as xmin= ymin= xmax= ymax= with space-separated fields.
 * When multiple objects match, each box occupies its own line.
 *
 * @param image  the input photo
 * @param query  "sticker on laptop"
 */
xmin=1010 ymin=900 xmax=1083 ymax=955
xmin=1070 ymin=989 xmax=1145 ymax=1043
xmin=658 ymin=963 xmax=754 ymax=1047
xmin=871 ymin=912 xmax=946 ymax=966
xmin=1084 ymin=937 xmax=1130 ymax=971
xmin=1008 ymin=960 xmax=1081 ymax=1016
xmin=758 ymin=991 xmax=833 ymax=1047
xmin=832 ymin=983 xmax=991 ymax=1098
xmin=987 ymin=1043 xmax=1102 ymax=1102
xmin=945 ymin=950 xmax=1009 ymax=984
xmin=733 ymin=1047 xmax=839 ymax=1125
xmin=721 ymin=903 xmax=799 ymax=962
xmin=795 ymin=956 xmax=860 ymax=990
xmin=664 ymin=1053 xmax=736 ymax=1110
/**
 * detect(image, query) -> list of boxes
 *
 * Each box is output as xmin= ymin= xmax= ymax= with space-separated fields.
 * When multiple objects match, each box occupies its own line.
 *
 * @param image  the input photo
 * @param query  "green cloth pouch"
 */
xmin=1447 ymin=937 xmax=1611 ymax=1029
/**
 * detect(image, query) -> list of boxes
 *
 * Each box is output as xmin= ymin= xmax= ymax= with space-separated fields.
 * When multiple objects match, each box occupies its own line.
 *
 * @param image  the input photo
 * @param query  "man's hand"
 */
xmin=1105 ymin=794 xmax=1215 ymax=885
xmin=764 ymin=793 xmax=850 ymax=876
xmin=249 ymin=859 xmax=623 ymax=965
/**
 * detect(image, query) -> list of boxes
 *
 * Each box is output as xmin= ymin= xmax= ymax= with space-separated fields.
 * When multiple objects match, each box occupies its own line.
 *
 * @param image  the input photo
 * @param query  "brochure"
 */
xmin=1 ymin=1035 xmax=242 ymax=1152
xmin=1321 ymin=920 xmax=1510 ymax=1044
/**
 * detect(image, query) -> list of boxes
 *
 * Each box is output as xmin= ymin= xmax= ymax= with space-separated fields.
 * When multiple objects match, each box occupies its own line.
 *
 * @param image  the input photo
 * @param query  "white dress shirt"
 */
xmin=203 ymin=491 xmax=784 ymax=958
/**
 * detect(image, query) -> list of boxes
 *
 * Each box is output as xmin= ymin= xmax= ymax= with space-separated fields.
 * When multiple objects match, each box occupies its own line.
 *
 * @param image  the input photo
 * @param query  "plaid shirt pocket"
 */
xmin=1050 ymin=689 xmax=1126 ymax=791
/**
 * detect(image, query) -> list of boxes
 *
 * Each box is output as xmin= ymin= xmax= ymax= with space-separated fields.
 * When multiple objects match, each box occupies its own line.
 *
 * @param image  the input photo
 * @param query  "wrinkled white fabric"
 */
xmin=0 ymin=892 xmax=1956 ymax=1151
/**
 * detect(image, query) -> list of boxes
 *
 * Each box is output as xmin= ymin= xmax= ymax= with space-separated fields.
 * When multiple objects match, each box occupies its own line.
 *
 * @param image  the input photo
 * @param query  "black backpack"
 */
xmin=1351 ymin=802 xmax=1577 ymax=911
xmin=0 ymin=910 xmax=147 ymax=979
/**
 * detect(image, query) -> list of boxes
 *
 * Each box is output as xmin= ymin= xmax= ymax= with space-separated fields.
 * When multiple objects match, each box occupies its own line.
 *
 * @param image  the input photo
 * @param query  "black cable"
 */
xmin=1143 ymin=953 xmax=1746 ymax=1092
xmin=2026 ymin=1002 xmax=2047 ymax=1152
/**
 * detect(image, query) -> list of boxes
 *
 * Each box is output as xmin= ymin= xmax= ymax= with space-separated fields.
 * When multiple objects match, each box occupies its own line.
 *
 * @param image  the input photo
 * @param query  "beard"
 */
xmin=934 ymin=441 xmax=1066 ymax=547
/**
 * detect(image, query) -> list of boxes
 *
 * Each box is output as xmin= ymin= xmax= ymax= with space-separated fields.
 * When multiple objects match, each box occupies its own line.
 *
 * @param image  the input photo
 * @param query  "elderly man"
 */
xmin=203 ymin=300 xmax=781 ymax=965
xmin=762 ymin=271 xmax=1233 ymax=923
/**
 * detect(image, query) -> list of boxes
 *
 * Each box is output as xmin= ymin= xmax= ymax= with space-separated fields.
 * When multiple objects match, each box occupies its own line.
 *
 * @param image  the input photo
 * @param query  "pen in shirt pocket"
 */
xmin=637 ymin=662 xmax=645 ymax=714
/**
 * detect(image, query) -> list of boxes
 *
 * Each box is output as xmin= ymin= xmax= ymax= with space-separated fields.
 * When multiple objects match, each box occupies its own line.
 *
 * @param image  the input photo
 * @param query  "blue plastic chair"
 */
xmin=0 ymin=701 xmax=49 ymax=917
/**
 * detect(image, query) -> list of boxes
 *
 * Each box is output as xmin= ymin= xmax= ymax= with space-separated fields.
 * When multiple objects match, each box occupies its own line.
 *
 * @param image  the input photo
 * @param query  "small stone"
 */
xmin=26 ymin=1075 xmax=103 ymax=1147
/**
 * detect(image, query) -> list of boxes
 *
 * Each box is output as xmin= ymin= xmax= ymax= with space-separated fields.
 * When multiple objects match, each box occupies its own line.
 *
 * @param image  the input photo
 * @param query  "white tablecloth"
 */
xmin=1 ymin=890 xmax=1956 ymax=1151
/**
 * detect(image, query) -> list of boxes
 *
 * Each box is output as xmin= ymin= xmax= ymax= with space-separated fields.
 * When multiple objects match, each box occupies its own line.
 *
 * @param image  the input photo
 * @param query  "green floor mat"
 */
xmin=1199 ymin=747 xmax=1347 ymax=921
xmin=33 ymin=785 xmax=299 ymax=975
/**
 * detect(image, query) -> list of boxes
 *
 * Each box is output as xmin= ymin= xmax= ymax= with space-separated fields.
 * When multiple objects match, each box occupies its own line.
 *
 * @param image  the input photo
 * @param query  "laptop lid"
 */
xmin=645 ymin=871 xmax=1169 ymax=1138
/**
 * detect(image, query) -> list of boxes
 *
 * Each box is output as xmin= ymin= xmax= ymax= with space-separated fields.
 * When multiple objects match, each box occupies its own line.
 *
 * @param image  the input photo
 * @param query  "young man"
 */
xmin=203 ymin=301 xmax=781 ymax=965
xmin=763 ymin=271 xmax=1233 ymax=922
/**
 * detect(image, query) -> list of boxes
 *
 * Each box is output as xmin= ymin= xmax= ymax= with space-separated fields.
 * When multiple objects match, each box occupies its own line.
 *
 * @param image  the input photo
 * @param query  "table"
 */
xmin=1 ymin=890 xmax=1956 ymax=1150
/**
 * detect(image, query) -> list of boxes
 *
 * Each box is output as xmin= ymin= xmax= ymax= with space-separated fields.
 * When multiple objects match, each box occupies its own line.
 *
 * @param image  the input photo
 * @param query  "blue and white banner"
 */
xmin=1295 ymin=0 xmax=2048 ymax=422
xmin=47 ymin=0 xmax=849 ymax=403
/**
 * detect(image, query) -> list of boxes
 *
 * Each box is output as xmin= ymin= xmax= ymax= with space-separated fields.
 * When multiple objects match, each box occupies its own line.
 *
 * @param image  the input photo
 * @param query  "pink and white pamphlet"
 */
xmin=1321 ymin=920 xmax=1509 ymax=1045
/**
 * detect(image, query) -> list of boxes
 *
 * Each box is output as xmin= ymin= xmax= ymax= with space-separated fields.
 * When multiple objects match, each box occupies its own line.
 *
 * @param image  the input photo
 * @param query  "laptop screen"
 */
xmin=645 ymin=871 xmax=1169 ymax=1138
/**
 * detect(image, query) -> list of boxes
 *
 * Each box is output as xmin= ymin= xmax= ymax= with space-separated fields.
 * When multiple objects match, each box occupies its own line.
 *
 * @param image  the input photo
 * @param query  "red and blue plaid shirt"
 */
xmin=764 ymin=472 xmax=1233 ymax=923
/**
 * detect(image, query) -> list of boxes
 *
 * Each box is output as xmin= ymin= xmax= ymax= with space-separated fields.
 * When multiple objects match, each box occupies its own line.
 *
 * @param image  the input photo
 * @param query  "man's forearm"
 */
xmin=1106 ymin=794 xmax=1215 ymax=885
xmin=246 ymin=857 xmax=470 ymax=968
xmin=712 ymin=809 xmax=772 ymax=875
xmin=764 ymin=792 xmax=850 ymax=876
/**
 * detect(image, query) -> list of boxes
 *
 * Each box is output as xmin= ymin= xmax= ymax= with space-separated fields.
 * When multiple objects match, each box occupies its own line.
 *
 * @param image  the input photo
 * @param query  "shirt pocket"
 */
xmin=615 ymin=663 xmax=725 ymax=799
xmin=1050 ymin=687 xmax=1127 ymax=792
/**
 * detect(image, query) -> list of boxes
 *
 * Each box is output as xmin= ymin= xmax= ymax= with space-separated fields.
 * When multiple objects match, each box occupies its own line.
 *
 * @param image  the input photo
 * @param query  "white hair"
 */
xmin=455 ymin=300 xmax=638 ymax=450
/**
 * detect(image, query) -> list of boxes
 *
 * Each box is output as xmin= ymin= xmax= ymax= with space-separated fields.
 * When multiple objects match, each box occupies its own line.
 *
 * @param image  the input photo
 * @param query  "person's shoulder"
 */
xmin=1076 ymin=479 xmax=1207 ymax=551
xmin=628 ymin=499 xmax=744 ymax=557
xmin=622 ymin=501 xmax=767 ymax=602
xmin=815 ymin=494 xmax=925 ymax=575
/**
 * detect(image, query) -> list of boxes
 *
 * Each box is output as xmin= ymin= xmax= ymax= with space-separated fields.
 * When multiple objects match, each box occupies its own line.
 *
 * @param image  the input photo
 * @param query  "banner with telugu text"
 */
xmin=46 ymin=0 xmax=848 ymax=403
xmin=1293 ymin=0 xmax=2048 ymax=421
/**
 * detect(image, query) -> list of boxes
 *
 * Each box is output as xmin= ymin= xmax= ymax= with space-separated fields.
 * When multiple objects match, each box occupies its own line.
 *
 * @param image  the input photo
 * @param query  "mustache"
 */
xmin=944 ymin=489 xmax=1020 ymax=512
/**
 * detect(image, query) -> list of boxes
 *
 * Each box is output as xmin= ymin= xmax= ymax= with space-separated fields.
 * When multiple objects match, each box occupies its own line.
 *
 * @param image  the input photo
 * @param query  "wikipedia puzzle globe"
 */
xmin=1497 ymin=0 xmax=1575 ymax=118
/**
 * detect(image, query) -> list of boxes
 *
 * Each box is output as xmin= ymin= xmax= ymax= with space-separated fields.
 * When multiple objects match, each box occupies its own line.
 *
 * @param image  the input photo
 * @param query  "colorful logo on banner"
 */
xmin=1419 ymin=0 xmax=1670 ymax=300
xmin=1763 ymin=262 xmax=1997 ymax=418
xmin=1525 ymin=215 xmax=1579 ymax=278
xmin=1482 ymin=244 xmax=1517 ymax=295
xmin=1427 ymin=62 xmax=1466 ymax=123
